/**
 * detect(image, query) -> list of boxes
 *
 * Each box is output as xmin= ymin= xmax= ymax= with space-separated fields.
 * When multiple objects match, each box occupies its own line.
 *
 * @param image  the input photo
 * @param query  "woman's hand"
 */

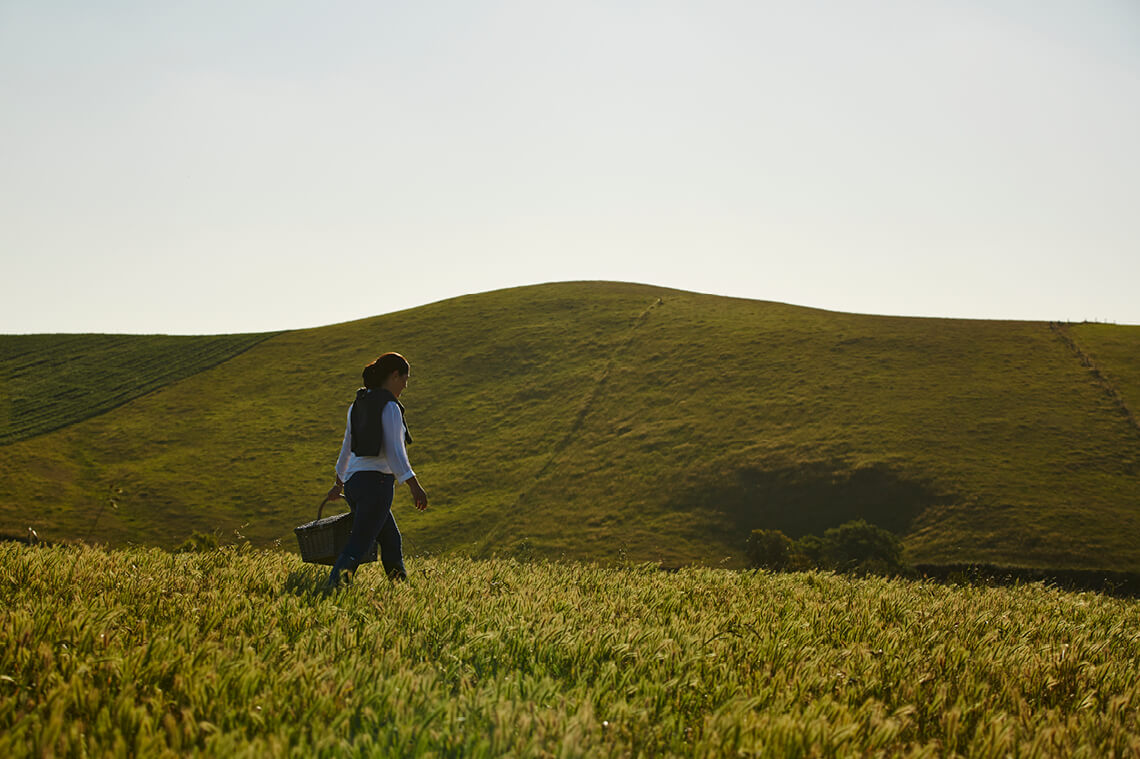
xmin=408 ymin=478 xmax=428 ymax=511
xmin=325 ymin=482 xmax=344 ymax=502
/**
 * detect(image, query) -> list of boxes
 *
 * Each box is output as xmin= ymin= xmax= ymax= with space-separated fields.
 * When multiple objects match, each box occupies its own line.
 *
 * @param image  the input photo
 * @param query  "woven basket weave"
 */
xmin=294 ymin=497 xmax=378 ymax=566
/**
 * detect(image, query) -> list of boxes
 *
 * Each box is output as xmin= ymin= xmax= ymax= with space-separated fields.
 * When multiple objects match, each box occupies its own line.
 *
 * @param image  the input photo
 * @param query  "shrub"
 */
xmin=747 ymin=529 xmax=794 ymax=570
xmin=175 ymin=530 xmax=219 ymax=553
xmin=821 ymin=519 xmax=906 ymax=575
xmin=747 ymin=520 xmax=910 ymax=577
xmin=790 ymin=534 xmax=826 ymax=570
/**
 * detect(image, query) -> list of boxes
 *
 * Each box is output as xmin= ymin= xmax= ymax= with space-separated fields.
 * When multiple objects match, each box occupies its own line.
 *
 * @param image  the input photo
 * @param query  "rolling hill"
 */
xmin=2 ymin=281 xmax=1138 ymax=571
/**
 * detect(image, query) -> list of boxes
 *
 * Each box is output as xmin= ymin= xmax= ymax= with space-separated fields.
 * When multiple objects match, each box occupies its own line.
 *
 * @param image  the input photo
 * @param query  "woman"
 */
xmin=326 ymin=352 xmax=428 ymax=586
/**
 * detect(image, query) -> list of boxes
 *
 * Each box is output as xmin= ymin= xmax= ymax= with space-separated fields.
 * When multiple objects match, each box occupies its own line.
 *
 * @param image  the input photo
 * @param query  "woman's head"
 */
xmin=362 ymin=352 xmax=410 ymax=391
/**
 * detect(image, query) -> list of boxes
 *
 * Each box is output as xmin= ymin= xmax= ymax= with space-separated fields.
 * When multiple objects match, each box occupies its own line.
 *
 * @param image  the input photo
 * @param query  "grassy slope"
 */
xmin=500 ymin=291 xmax=1140 ymax=569
xmin=1 ymin=282 xmax=1138 ymax=570
xmin=1069 ymin=323 xmax=1140 ymax=431
xmin=0 ymin=283 xmax=643 ymax=550
xmin=3 ymin=544 xmax=1139 ymax=758
xmin=0 ymin=332 xmax=275 ymax=445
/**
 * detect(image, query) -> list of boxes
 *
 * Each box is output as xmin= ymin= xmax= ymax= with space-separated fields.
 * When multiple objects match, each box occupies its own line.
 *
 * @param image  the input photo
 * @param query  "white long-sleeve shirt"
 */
xmin=335 ymin=400 xmax=416 ymax=484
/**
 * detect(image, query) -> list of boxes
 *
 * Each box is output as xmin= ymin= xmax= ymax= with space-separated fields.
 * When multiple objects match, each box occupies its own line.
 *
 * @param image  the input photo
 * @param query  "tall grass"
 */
xmin=2 ymin=543 xmax=1138 ymax=757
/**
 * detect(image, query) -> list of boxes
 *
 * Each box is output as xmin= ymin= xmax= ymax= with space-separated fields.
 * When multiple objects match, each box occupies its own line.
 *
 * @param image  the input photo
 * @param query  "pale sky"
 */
xmin=2 ymin=0 xmax=1138 ymax=334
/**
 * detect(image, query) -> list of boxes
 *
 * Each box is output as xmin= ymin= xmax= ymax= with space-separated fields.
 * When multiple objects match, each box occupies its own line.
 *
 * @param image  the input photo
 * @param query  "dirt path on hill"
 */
xmin=1050 ymin=321 xmax=1140 ymax=436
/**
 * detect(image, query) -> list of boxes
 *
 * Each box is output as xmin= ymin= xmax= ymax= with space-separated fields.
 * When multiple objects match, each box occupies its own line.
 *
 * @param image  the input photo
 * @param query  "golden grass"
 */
xmin=2 ymin=543 xmax=1138 ymax=757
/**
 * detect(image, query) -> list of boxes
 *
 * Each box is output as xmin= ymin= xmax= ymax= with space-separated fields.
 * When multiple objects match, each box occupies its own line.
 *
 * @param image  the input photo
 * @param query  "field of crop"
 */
xmin=2 ymin=542 xmax=1138 ymax=757
xmin=0 ymin=332 xmax=275 ymax=445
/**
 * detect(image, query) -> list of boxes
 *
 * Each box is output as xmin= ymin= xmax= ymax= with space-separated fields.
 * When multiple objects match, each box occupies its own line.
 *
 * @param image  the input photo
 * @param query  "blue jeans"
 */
xmin=328 ymin=471 xmax=406 ymax=585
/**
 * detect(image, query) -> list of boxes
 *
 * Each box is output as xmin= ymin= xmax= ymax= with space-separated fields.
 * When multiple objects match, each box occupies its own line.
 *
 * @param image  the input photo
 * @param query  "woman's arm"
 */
xmin=328 ymin=407 xmax=352 ymax=501
xmin=404 ymin=476 xmax=428 ymax=511
xmin=382 ymin=402 xmax=427 ymax=510
xmin=381 ymin=402 xmax=415 ymax=483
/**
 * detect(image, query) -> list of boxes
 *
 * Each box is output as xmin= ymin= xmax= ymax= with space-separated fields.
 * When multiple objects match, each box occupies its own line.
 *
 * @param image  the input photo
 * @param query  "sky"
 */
xmin=2 ymin=0 xmax=1138 ymax=334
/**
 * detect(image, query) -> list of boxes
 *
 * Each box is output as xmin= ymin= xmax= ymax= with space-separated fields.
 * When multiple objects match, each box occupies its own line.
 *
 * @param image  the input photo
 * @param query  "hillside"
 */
xmin=0 ymin=332 xmax=275 ymax=445
xmin=4 ymin=543 xmax=1139 ymax=757
xmin=1 ymin=282 xmax=1139 ymax=570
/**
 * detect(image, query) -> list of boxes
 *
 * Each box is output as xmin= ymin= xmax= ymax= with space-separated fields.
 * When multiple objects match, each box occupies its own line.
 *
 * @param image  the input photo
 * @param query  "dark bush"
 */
xmin=790 ymin=534 xmax=826 ymax=570
xmin=746 ymin=529 xmax=794 ymax=570
xmin=747 ymin=520 xmax=910 ymax=577
xmin=821 ymin=519 xmax=906 ymax=575
xmin=175 ymin=530 xmax=219 ymax=553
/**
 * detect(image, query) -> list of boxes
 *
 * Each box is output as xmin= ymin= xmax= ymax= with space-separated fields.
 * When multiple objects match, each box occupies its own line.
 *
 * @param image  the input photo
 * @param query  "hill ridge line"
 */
xmin=1049 ymin=322 xmax=1140 ymax=437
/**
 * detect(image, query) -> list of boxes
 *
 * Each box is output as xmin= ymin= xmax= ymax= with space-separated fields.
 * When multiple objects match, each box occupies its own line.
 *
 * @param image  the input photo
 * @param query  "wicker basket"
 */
xmin=294 ymin=496 xmax=378 ymax=566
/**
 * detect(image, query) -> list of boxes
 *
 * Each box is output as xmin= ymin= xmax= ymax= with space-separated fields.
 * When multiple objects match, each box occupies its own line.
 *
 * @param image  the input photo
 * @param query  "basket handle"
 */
xmin=317 ymin=492 xmax=349 ymax=520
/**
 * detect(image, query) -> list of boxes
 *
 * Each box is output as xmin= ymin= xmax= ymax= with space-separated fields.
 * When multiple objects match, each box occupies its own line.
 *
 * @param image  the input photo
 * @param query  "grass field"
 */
xmin=2 ymin=542 xmax=1138 ymax=757
xmin=1 ymin=282 xmax=1138 ymax=571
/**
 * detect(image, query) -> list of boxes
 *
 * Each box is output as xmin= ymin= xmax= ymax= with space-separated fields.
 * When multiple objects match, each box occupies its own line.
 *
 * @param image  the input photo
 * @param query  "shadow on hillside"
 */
xmin=677 ymin=461 xmax=954 ymax=538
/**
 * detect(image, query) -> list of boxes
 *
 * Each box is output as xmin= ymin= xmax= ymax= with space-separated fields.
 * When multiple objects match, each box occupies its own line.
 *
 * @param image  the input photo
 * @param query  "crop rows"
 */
xmin=2 ymin=543 xmax=1138 ymax=757
xmin=0 ymin=332 xmax=274 ymax=445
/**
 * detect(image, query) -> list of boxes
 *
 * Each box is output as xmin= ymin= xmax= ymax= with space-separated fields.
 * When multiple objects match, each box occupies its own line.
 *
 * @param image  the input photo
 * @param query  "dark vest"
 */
xmin=350 ymin=388 xmax=413 ymax=456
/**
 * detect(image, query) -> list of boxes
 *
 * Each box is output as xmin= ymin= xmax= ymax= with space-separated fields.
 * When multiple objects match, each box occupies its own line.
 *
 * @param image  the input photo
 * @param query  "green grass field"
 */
xmin=1 ymin=282 xmax=1138 ymax=571
xmin=2 ymin=543 xmax=1138 ymax=757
